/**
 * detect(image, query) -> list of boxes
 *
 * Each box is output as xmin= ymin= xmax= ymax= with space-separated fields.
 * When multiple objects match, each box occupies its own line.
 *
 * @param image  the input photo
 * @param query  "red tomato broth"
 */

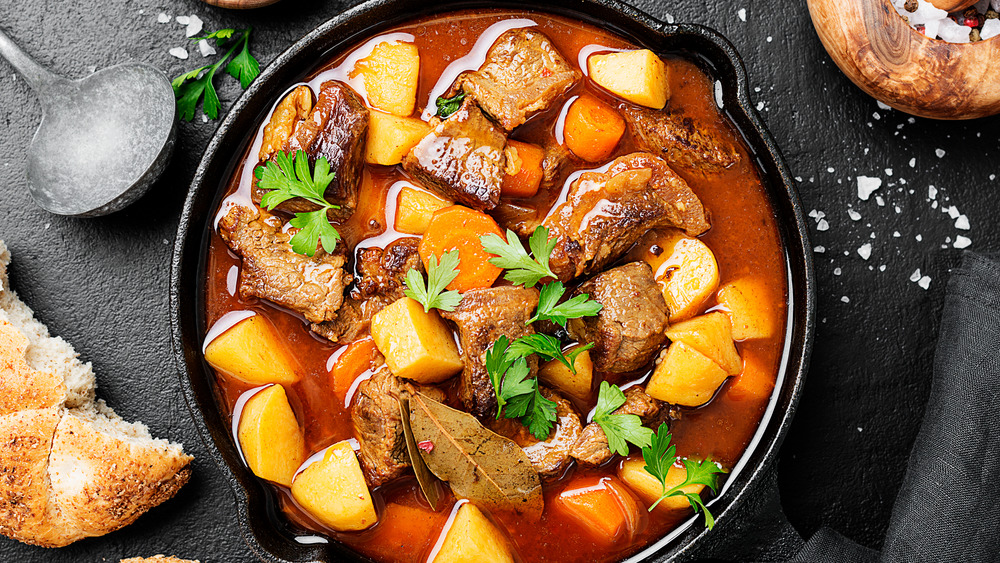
xmin=202 ymin=9 xmax=788 ymax=563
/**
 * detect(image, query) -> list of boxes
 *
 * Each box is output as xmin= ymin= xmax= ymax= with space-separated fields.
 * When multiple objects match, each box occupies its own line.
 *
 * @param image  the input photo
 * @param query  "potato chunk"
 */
xmin=717 ymin=277 xmax=780 ymax=340
xmin=237 ymin=384 xmax=305 ymax=487
xmin=618 ymin=453 xmax=705 ymax=511
xmin=395 ymin=186 xmax=451 ymax=235
xmin=554 ymin=475 xmax=644 ymax=543
xmin=351 ymin=41 xmax=420 ymax=116
xmin=204 ymin=314 xmax=300 ymax=385
xmin=290 ymin=441 xmax=378 ymax=532
xmin=646 ymin=341 xmax=729 ymax=406
xmin=432 ymin=503 xmax=515 ymax=563
xmin=366 ymin=111 xmax=430 ymax=166
xmin=588 ymin=49 xmax=669 ymax=109
xmin=538 ymin=347 xmax=593 ymax=399
xmin=628 ymin=228 xmax=719 ymax=321
xmin=665 ymin=312 xmax=742 ymax=376
xmin=370 ymin=297 xmax=464 ymax=383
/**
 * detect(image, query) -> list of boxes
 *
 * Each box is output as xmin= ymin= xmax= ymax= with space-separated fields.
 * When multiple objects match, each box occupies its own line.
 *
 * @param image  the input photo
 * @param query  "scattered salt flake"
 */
xmin=910 ymin=269 xmax=922 ymax=282
xmin=877 ymin=100 xmax=891 ymax=110
xmin=931 ymin=201 xmax=939 ymax=209
xmin=665 ymin=13 xmax=675 ymax=23
xmin=935 ymin=148 xmax=946 ymax=158
xmin=928 ymin=185 xmax=937 ymax=199
xmin=808 ymin=209 xmax=818 ymax=218
xmin=946 ymin=206 xmax=960 ymax=219
xmin=875 ymin=196 xmax=885 ymax=206
xmin=954 ymin=236 xmax=972 ymax=249
xmin=714 ymin=81 xmax=724 ymax=109
xmin=916 ymin=234 xmax=923 ymax=242
xmin=894 ymin=206 xmax=902 ymax=214
xmin=841 ymin=296 xmax=850 ymax=303
xmin=848 ymin=209 xmax=862 ymax=221
xmin=767 ymin=36 xmax=773 ymax=42
xmin=738 ymin=8 xmax=747 ymax=21
xmin=186 ymin=15 xmax=204 ymax=37
xmin=858 ymin=427 xmax=864 ymax=432
xmin=884 ymin=168 xmax=893 ymax=176
xmin=827 ymin=167 xmax=835 ymax=173
xmin=175 ymin=15 xmax=190 ymax=24
xmin=857 ymin=243 xmax=872 ymax=260
xmin=814 ymin=246 xmax=826 ymax=253
xmin=168 ymin=47 xmax=189 ymax=60
xmin=198 ymin=39 xmax=217 ymax=57
xmin=834 ymin=267 xmax=842 ymax=276
xmin=817 ymin=219 xmax=829 ymax=231
xmin=870 ymin=232 xmax=876 ymax=239
xmin=879 ymin=265 xmax=886 ymax=272
xmin=856 ymin=176 xmax=882 ymax=200
xmin=157 ymin=12 xmax=171 ymax=23
xmin=893 ymin=231 xmax=901 ymax=238
xmin=955 ymin=215 xmax=970 ymax=230
xmin=873 ymin=112 xmax=881 ymax=120
xmin=864 ymin=147 xmax=870 ymax=155
xmin=201 ymin=113 xmax=209 ymax=123
xmin=795 ymin=176 xmax=803 ymax=182
xmin=756 ymin=101 xmax=764 ymax=111
xmin=918 ymin=276 xmax=931 ymax=290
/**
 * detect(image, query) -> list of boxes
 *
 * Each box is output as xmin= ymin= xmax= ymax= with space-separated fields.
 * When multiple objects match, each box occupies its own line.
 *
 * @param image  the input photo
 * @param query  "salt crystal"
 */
xmin=873 ymin=112 xmax=881 ymax=120
xmin=857 ymin=176 xmax=882 ymax=200
xmin=201 ymin=113 xmax=209 ymax=123
xmin=981 ymin=19 xmax=1000 ymax=40
xmin=858 ymin=243 xmax=872 ymax=260
xmin=946 ymin=206 xmax=960 ymax=219
xmin=991 ymin=174 xmax=997 ymax=181
xmin=817 ymin=219 xmax=829 ymax=231
xmin=175 ymin=15 xmax=190 ymax=24
xmin=935 ymin=148 xmax=946 ymax=158
xmin=955 ymin=236 xmax=972 ymax=249
xmin=157 ymin=12 xmax=171 ymax=23
xmin=834 ymin=267 xmax=842 ymax=276
xmin=814 ymin=246 xmax=826 ymax=253
xmin=992 ymin=0 xmax=1000 ymax=10
xmin=916 ymin=234 xmax=923 ymax=242
xmin=893 ymin=231 xmax=901 ymax=238
xmin=827 ymin=167 xmax=835 ymax=173
xmin=918 ymin=276 xmax=931 ymax=290
xmin=841 ymin=296 xmax=850 ymax=303
xmin=665 ymin=13 xmax=675 ymax=23
xmin=879 ymin=265 xmax=886 ymax=272
xmin=924 ymin=18 xmax=942 ymax=40
xmin=864 ymin=147 xmax=870 ymax=155
xmin=848 ymin=209 xmax=862 ymax=221
xmin=885 ymin=168 xmax=893 ymax=176
xmin=928 ymin=185 xmax=937 ymax=199
xmin=932 ymin=201 xmax=939 ymax=209
xmin=796 ymin=176 xmax=803 ymax=182
xmin=870 ymin=232 xmax=876 ymax=239
xmin=169 ymin=47 xmax=189 ymax=60
xmin=808 ymin=209 xmax=818 ymax=218
xmin=738 ymin=8 xmax=747 ymax=21
xmin=186 ymin=15 xmax=204 ymax=37
xmin=894 ymin=206 xmax=902 ymax=214
xmin=910 ymin=269 xmax=921 ymax=282
xmin=877 ymin=101 xmax=891 ymax=111
xmin=756 ymin=101 xmax=764 ymax=111
xmin=937 ymin=17 xmax=972 ymax=43
xmin=875 ymin=196 xmax=885 ymax=206
xmin=955 ymin=215 xmax=970 ymax=230
xmin=198 ymin=39 xmax=216 ymax=57
xmin=714 ymin=81 xmax=724 ymax=109
xmin=767 ymin=36 xmax=773 ymax=42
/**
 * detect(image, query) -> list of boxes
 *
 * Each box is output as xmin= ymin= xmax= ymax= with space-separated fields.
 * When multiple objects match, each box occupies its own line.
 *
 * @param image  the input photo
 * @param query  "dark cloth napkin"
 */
xmin=698 ymin=251 xmax=1000 ymax=562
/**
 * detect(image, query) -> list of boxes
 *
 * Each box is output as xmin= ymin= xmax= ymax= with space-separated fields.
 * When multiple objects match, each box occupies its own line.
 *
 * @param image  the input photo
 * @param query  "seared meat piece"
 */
xmin=403 ymin=97 xmax=506 ymax=211
xmin=440 ymin=286 xmax=540 ymax=419
xmin=456 ymin=29 xmax=581 ymax=131
xmin=621 ymin=105 xmax=740 ymax=174
xmin=542 ymin=152 xmax=710 ymax=281
xmin=541 ymin=138 xmax=573 ymax=191
xmin=312 ymin=238 xmax=422 ymax=343
xmin=492 ymin=200 xmax=543 ymax=239
xmin=253 ymin=81 xmax=369 ymax=218
xmin=571 ymin=386 xmax=661 ymax=466
xmin=218 ymin=205 xmax=351 ymax=324
xmin=258 ymin=85 xmax=313 ymax=161
xmin=491 ymin=388 xmax=582 ymax=479
xmin=567 ymin=262 xmax=669 ymax=373
xmin=351 ymin=366 xmax=445 ymax=487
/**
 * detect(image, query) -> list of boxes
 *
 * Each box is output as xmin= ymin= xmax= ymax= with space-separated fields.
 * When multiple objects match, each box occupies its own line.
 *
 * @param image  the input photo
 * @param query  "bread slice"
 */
xmin=0 ymin=240 xmax=193 ymax=547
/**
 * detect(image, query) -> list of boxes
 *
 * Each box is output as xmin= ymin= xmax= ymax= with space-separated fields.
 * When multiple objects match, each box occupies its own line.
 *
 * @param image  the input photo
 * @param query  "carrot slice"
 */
xmin=418 ymin=205 xmax=503 ymax=292
xmin=554 ymin=475 xmax=645 ymax=543
xmin=563 ymin=95 xmax=626 ymax=162
xmin=502 ymin=140 xmax=545 ymax=198
xmin=330 ymin=337 xmax=382 ymax=399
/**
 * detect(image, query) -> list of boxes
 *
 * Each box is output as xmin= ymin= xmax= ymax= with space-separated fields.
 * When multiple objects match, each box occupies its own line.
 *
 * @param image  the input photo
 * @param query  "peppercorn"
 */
xmin=904 ymin=0 xmax=918 ymax=12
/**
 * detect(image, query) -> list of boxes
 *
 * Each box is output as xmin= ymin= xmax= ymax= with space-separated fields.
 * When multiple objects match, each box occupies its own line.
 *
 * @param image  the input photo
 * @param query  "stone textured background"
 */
xmin=0 ymin=0 xmax=996 ymax=561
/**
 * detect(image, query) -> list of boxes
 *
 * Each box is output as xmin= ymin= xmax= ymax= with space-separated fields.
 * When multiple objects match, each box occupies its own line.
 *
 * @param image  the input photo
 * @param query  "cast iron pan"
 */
xmin=170 ymin=0 xmax=816 ymax=561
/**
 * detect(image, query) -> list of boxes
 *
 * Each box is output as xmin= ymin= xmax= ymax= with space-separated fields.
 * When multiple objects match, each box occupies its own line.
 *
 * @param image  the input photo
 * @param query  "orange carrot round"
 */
xmin=419 ymin=205 xmax=504 ymax=292
xmin=502 ymin=140 xmax=545 ymax=199
xmin=563 ymin=95 xmax=626 ymax=162
xmin=330 ymin=337 xmax=382 ymax=399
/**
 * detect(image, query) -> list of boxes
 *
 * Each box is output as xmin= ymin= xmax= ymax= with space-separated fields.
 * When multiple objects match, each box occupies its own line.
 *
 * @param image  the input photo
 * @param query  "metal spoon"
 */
xmin=0 ymin=28 xmax=176 ymax=217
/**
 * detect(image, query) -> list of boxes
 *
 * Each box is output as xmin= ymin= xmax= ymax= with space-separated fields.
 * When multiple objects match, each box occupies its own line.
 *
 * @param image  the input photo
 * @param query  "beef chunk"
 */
xmin=567 ymin=262 xmax=669 ymax=373
xmin=571 ymin=386 xmax=663 ymax=466
xmin=258 ymin=85 xmax=313 ymax=162
xmin=621 ymin=105 xmax=740 ymax=174
xmin=440 ymin=286 xmax=540 ymax=419
xmin=312 ymin=238 xmax=422 ymax=344
xmin=456 ymin=29 xmax=580 ymax=131
xmin=403 ymin=97 xmax=506 ymax=211
xmin=351 ymin=366 xmax=445 ymax=487
xmin=218 ymin=205 xmax=351 ymax=324
xmin=542 ymin=152 xmax=710 ymax=281
xmin=491 ymin=387 xmax=582 ymax=479
xmin=253 ymin=81 xmax=369 ymax=218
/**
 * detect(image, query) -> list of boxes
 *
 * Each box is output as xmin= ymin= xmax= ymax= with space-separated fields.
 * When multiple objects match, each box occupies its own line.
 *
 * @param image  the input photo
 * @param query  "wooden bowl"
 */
xmin=201 ymin=0 xmax=280 ymax=9
xmin=807 ymin=0 xmax=1000 ymax=119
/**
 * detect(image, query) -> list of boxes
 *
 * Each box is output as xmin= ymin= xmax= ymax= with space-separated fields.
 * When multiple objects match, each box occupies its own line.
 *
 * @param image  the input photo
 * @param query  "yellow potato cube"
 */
xmin=290 ymin=441 xmax=378 ymax=532
xmin=646 ymin=341 xmax=730 ymax=406
xmin=665 ymin=312 xmax=742 ymax=376
xmin=351 ymin=41 xmax=420 ymax=116
xmin=588 ymin=49 xmax=669 ymax=109
xmin=204 ymin=315 xmax=299 ymax=385
xmin=395 ymin=186 xmax=451 ymax=235
xmin=538 ymin=347 xmax=593 ymax=399
xmin=717 ymin=278 xmax=780 ymax=340
xmin=370 ymin=297 xmax=464 ymax=383
xmin=629 ymin=228 xmax=719 ymax=321
xmin=432 ymin=503 xmax=515 ymax=563
xmin=237 ymin=384 xmax=305 ymax=487
xmin=618 ymin=453 xmax=705 ymax=511
xmin=366 ymin=111 xmax=431 ymax=166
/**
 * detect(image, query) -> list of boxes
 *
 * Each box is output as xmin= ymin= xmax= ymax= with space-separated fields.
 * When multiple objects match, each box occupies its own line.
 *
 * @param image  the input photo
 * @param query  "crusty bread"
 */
xmin=0 ymin=241 xmax=193 ymax=547
xmin=120 ymin=556 xmax=200 ymax=563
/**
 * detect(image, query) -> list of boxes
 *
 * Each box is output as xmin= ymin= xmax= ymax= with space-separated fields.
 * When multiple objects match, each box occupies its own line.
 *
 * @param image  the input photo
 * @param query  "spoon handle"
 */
xmin=0 ymin=27 xmax=61 ymax=93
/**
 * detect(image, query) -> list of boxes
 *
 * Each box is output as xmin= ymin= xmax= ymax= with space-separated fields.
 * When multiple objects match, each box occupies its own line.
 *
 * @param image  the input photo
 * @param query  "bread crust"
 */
xmin=0 ymin=408 xmax=61 ymax=545
xmin=0 ymin=320 xmax=66 ymax=416
xmin=120 ymin=556 xmax=200 ymax=563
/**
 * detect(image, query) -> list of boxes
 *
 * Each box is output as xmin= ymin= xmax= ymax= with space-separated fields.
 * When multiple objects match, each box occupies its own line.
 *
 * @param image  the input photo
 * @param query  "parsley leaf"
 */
xmin=404 ymin=250 xmax=462 ymax=312
xmin=172 ymin=28 xmax=259 ymax=121
xmin=484 ymin=336 xmax=558 ymax=439
xmin=527 ymin=281 xmax=602 ymax=327
xmin=508 ymin=385 xmax=558 ymax=440
xmin=480 ymin=227 xmax=557 ymax=288
xmin=254 ymin=150 xmax=341 ymax=257
xmin=641 ymin=422 xmax=727 ymax=529
xmin=507 ymin=333 xmax=592 ymax=374
xmin=498 ymin=359 xmax=535 ymax=417
xmin=592 ymin=382 xmax=654 ymax=456
xmin=435 ymin=91 xmax=466 ymax=118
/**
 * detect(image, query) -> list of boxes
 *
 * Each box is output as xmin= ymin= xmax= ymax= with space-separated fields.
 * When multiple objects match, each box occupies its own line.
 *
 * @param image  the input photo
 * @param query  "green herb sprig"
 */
xmin=592 ymin=381 xmax=654 ymax=456
xmin=172 ymin=28 xmax=260 ymax=121
xmin=404 ymin=250 xmax=463 ymax=312
xmin=641 ymin=422 xmax=727 ymax=529
xmin=480 ymin=227 xmax=558 ymax=288
xmin=485 ymin=336 xmax=558 ymax=440
xmin=528 ymin=281 xmax=602 ymax=327
xmin=435 ymin=92 xmax=466 ymax=119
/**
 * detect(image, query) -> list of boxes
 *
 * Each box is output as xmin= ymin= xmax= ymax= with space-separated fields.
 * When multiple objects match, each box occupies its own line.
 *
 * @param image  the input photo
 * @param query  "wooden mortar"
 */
xmin=201 ymin=0 xmax=281 ymax=8
xmin=807 ymin=0 xmax=1000 ymax=119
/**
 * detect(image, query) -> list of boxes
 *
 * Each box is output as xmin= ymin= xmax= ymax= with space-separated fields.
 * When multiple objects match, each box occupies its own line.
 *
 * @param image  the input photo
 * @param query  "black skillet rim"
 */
xmin=169 ymin=1 xmax=816 ymax=561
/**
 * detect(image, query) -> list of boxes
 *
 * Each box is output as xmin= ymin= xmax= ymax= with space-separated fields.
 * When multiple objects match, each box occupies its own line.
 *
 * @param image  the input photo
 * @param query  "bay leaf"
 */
xmin=408 ymin=391 xmax=543 ymax=520
xmin=398 ymin=390 xmax=443 ymax=511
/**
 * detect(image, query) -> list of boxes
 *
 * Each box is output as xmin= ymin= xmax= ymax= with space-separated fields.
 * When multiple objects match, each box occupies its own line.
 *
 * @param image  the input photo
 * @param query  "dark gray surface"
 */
xmin=0 ymin=0 xmax=996 ymax=561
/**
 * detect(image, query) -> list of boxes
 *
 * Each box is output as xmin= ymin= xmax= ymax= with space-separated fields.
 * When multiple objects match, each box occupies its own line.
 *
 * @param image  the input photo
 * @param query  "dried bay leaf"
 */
xmin=398 ymin=391 xmax=442 ymax=510
xmin=408 ymin=391 xmax=543 ymax=520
